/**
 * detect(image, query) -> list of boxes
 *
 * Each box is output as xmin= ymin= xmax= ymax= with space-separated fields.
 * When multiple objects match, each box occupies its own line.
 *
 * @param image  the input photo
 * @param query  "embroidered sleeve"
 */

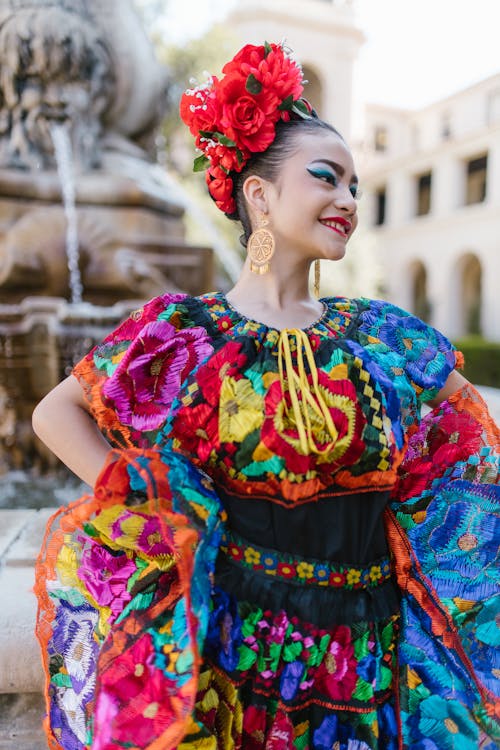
xmin=358 ymin=299 xmax=463 ymax=404
xmin=72 ymin=293 xmax=214 ymax=448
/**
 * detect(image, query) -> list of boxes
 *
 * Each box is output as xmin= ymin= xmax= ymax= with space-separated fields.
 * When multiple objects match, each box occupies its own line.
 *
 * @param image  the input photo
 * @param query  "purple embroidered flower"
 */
xmin=102 ymin=321 xmax=213 ymax=431
xmin=77 ymin=541 xmax=136 ymax=619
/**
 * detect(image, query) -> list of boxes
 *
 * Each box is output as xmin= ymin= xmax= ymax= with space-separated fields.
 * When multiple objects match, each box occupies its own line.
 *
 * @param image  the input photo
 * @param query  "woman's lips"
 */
xmin=319 ymin=217 xmax=352 ymax=237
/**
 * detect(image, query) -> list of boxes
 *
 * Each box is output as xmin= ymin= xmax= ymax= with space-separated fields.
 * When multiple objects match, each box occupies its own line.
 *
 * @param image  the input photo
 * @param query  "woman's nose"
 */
xmin=334 ymin=186 xmax=357 ymax=215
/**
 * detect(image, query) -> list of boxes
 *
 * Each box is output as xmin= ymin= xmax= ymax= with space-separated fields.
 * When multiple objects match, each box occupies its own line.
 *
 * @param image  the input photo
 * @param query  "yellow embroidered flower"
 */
xmin=244 ymin=547 xmax=261 ymax=565
xmin=296 ymin=562 xmax=314 ymax=579
xmin=219 ymin=377 xmax=264 ymax=443
xmin=346 ymin=568 xmax=361 ymax=585
xmin=369 ymin=565 xmax=382 ymax=582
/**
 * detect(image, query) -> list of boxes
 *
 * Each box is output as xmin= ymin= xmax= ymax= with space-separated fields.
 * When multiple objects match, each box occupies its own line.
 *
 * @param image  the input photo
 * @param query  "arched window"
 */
xmin=301 ymin=65 xmax=323 ymax=115
xmin=409 ymin=260 xmax=430 ymax=322
xmin=460 ymin=254 xmax=482 ymax=335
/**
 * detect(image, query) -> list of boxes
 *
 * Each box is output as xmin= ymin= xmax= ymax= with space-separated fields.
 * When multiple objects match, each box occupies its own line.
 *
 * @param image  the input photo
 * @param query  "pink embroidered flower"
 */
xmin=315 ymin=625 xmax=358 ymax=701
xmin=77 ymin=540 xmax=136 ymax=619
xmin=96 ymin=633 xmax=179 ymax=746
xmin=102 ymin=321 xmax=213 ymax=431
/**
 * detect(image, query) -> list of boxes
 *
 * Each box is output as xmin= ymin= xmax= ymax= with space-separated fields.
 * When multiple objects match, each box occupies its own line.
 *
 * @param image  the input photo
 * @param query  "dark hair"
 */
xmin=228 ymin=116 xmax=343 ymax=247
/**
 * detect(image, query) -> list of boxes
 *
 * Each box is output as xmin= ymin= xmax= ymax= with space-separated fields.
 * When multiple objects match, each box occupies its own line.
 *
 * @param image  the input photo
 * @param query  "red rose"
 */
xmin=206 ymin=168 xmax=236 ymax=214
xmin=179 ymin=79 xmax=221 ymax=137
xmin=222 ymin=43 xmax=267 ymax=77
xmin=204 ymin=142 xmax=248 ymax=173
xmin=218 ymin=77 xmax=279 ymax=152
xmin=257 ymin=46 xmax=304 ymax=102
xmin=222 ymin=43 xmax=303 ymax=104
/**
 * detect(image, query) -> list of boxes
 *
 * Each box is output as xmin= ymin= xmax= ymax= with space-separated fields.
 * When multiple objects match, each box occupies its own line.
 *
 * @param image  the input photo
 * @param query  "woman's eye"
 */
xmin=350 ymin=185 xmax=363 ymax=200
xmin=306 ymin=167 xmax=338 ymax=186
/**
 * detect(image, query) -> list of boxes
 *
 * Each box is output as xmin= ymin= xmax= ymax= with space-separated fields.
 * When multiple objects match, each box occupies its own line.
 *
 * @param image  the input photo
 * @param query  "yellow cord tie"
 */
xmin=278 ymin=329 xmax=339 ymax=455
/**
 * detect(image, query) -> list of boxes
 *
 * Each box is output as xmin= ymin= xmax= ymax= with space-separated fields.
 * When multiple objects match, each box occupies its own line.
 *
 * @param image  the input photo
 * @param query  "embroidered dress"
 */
xmin=35 ymin=293 xmax=500 ymax=750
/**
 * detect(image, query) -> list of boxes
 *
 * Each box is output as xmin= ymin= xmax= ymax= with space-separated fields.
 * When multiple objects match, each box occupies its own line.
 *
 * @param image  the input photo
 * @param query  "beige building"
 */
xmin=358 ymin=76 xmax=500 ymax=342
xmin=228 ymin=0 xmax=364 ymax=140
xmin=228 ymin=1 xmax=500 ymax=342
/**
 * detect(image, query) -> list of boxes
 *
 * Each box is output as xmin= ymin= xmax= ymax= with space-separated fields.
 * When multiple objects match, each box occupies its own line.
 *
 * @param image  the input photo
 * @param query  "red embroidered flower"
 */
xmin=277 ymin=562 xmax=296 ymax=578
xmin=315 ymin=625 xmax=357 ymax=702
xmin=262 ymin=373 xmax=366 ymax=479
xmin=243 ymin=704 xmax=274 ymax=750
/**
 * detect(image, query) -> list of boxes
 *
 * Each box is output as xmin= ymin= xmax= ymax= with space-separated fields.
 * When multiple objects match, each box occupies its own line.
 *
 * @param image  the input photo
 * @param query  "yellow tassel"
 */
xmin=277 ymin=329 xmax=340 ymax=455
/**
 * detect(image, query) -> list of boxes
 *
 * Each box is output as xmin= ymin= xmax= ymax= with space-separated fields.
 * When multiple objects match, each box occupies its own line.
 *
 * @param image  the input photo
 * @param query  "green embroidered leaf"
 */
xmin=246 ymin=73 xmax=263 ymax=95
xmin=237 ymin=644 xmax=257 ymax=670
xmin=193 ymin=154 xmax=210 ymax=172
xmin=282 ymin=641 xmax=303 ymax=662
xmin=176 ymin=648 xmax=194 ymax=675
xmin=352 ymin=677 xmax=373 ymax=701
xmin=51 ymin=673 xmax=72 ymax=688
xmin=379 ymin=664 xmax=393 ymax=690
xmin=264 ymin=41 xmax=273 ymax=57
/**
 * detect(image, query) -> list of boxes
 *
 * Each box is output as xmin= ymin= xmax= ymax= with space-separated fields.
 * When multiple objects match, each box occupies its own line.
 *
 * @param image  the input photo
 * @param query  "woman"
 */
xmin=33 ymin=42 xmax=499 ymax=750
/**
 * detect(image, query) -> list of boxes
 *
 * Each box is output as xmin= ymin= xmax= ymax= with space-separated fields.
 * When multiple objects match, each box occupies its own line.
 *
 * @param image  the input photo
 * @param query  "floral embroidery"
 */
xmin=220 ymin=530 xmax=392 ymax=590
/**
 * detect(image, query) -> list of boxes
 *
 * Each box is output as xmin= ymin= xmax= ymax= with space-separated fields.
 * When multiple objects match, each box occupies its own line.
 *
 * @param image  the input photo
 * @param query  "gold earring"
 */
xmin=247 ymin=215 xmax=275 ymax=274
xmin=314 ymin=259 xmax=321 ymax=298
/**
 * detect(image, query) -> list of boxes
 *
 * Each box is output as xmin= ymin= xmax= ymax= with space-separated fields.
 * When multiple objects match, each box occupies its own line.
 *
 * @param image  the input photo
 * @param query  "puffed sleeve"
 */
xmin=357 ymin=298 xmax=463 ymax=404
xmin=72 ymin=293 xmax=215 ymax=448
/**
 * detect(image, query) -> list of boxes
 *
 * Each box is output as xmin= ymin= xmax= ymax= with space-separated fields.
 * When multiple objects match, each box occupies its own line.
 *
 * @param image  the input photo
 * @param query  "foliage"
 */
xmin=453 ymin=337 xmax=500 ymax=387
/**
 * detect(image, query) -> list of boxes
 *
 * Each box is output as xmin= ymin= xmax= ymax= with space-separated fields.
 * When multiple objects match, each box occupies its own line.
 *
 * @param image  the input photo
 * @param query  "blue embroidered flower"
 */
xmin=279 ymin=660 xmax=304 ymax=701
xmin=409 ymin=483 xmax=499 ymax=599
xmin=261 ymin=552 xmax=278 ymax=572
xmin=417 ymin=695 xmax=479 ymax=750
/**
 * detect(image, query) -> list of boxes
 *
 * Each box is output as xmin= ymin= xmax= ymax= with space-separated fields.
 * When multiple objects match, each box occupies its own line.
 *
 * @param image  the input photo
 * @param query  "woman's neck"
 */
xmin=225 ymin=258 xmax=323 ymax=330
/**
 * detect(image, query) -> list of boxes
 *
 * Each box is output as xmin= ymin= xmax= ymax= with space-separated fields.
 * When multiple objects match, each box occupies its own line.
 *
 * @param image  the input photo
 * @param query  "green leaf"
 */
xmin=291 ymin=101 xmax=311 ymax=120
xmin=264 ymin=41 xmax=273 ymax=57
xmin=278 ymin=94 xmax=294 ymax=111
xmin=193 ymin=154 xmax=210 ymax=172
xmin=214 ymin=133 xmax=237 ymax=147
xmin=246 ymin=73 xmax=263 ymax=95
xmin=199 ymin=130 xmax=214 ymax=139
xmin=293 ymin=99 xmax=310 ymax=115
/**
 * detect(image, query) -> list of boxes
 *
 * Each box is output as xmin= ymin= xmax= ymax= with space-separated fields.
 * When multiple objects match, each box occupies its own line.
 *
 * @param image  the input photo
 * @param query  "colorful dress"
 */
xmin=35 ymin=292 xmax=500 ymax=750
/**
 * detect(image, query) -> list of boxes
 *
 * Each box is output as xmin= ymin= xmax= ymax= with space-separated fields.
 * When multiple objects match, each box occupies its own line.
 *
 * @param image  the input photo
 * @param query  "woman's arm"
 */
xmin=32 ymin=374 xmax=112 ymax=487
xmin=426 ymin=369 xmax=469 ymax=409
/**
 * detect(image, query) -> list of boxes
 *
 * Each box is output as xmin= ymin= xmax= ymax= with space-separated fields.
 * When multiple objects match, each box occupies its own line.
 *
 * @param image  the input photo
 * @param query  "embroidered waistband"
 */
xmin=220 ymin=529 xmax=392 ymax=590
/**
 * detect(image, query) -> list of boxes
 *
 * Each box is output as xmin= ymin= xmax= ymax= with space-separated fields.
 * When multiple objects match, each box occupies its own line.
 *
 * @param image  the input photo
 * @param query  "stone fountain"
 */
xmin=0 ymin=0 xmax=214 ymax=478
xmin=0 ymin=2 xmax=215 ymax=738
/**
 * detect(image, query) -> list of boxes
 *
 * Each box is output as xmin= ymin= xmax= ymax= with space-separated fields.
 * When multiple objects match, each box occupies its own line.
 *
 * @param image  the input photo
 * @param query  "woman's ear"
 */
xmin=242 ymin=174 xmax=269 ymax=216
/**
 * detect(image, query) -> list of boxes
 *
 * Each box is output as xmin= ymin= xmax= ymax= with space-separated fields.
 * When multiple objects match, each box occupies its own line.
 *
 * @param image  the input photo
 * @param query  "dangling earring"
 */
xmin=314 ymin=259 xmax=321 ymax=298
xmin=247 ymin=214 xmax=275 ymax=274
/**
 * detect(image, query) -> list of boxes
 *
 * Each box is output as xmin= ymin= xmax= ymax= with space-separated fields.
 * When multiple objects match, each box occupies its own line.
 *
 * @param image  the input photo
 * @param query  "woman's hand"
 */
xmin=32 ymin=374 xmax=113 ymax=487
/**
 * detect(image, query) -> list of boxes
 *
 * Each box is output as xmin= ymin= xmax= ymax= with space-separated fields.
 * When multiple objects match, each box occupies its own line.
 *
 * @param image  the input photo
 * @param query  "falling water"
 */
xmin=51 ymin=124 xmax=83 ymax=305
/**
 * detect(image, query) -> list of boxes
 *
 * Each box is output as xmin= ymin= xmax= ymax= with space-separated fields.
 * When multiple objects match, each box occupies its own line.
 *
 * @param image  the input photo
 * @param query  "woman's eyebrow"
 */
xmin=309 ymin=159 xmax=358 ymax=183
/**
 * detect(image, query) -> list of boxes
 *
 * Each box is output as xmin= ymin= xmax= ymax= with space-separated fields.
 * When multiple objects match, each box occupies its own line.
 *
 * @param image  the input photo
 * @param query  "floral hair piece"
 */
xmin=179 ymin=41 xmax=312 ymax=215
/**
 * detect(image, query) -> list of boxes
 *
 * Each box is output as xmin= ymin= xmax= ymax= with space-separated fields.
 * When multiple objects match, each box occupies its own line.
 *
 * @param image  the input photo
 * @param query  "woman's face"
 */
xmin=263 ymin=129 xmax=359 ymax=264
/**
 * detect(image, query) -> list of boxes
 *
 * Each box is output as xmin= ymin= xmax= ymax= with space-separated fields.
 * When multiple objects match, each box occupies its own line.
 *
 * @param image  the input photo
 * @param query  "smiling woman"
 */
xmin=32 ymin=40 xmax=500 ymax=750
